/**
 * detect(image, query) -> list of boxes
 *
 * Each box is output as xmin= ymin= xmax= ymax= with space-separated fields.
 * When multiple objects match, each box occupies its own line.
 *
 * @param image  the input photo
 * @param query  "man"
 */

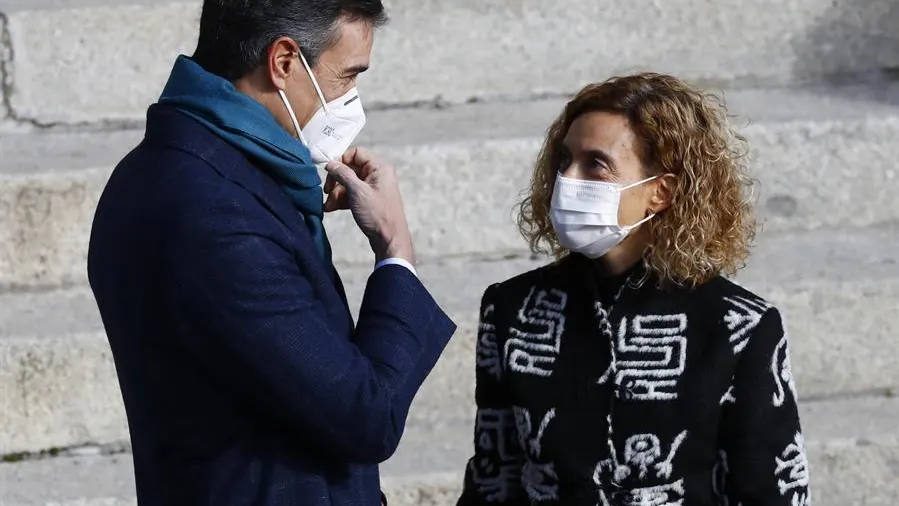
xmin=87 ymin=1 xmax=456 ymax=505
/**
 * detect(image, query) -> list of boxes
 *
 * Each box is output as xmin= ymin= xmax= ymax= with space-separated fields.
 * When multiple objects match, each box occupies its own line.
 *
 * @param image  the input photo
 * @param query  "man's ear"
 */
xmin=267 ymin=37 xmax=300 ymax=91
xmin=649 ymin=173 xmax=677 ymax=214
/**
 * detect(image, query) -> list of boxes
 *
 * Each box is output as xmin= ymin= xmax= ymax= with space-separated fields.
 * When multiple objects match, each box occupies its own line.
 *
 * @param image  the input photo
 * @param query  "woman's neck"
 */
xmin=595 ymin=242 xmax=645 ymax=278
xmin=593 ymin=225 xmax=651 ymax=276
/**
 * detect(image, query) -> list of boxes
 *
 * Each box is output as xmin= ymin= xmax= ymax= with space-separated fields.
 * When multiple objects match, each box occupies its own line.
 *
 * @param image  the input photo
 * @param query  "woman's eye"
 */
xmin=557 ymin=152 xmax=572 ymax=173
xmin=591 ymin=158 xmax=608 ymax=171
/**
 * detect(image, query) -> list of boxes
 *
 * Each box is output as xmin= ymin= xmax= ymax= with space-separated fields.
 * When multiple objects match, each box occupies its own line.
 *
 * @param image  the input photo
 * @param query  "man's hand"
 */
xmin=323 ymin=147 xmax=415 ymax=265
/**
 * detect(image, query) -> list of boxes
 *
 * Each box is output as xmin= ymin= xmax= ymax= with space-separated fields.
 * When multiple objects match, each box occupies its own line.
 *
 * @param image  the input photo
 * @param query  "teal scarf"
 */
xmin=157 ymin=55 xmax=331 ymax=263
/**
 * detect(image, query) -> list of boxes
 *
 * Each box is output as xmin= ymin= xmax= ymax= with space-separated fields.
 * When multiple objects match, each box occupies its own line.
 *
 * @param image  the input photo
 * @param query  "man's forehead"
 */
xmin=326 ymin=18 xmax=375 ymax=68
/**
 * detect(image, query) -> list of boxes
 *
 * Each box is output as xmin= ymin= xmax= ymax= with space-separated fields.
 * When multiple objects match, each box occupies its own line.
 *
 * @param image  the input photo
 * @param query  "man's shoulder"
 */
xmin=98 ymin=132 xmax=277 ymax=248
xmin=130 ymin=105 xmax=252 ymax=189
xmin=109 ymin=138 xmax=233 ymax=212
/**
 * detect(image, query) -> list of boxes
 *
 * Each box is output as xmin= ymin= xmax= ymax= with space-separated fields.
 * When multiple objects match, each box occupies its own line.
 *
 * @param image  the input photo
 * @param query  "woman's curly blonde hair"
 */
xmin=518 ymin=72 xmax=756 ymax=287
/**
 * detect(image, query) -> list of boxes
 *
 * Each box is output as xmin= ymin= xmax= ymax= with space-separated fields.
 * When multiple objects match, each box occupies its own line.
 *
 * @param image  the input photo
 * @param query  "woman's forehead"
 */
xmin=564 ymin=112 xmax=635 ymax=153
xmin=563 ymin=112 xmax=642 ymax=169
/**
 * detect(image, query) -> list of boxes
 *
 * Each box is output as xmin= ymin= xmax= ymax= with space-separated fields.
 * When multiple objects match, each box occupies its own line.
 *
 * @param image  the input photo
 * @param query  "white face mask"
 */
xmin=278 ymin=51 xmax=366 ymax=164
xmin=550 ymin=174 xmax=658 ymax=259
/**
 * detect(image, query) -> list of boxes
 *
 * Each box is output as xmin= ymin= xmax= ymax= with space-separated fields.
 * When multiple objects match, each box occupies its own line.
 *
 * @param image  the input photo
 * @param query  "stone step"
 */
xmin=1 ymin=0 xmax=898 ymax=127
xmin=1 ymin=395 xmax=897 ymax=506
xmin=1 ymin=224 xmax=897 ymax=455
xmin=2 ymin=82 xmax=899 ymax=288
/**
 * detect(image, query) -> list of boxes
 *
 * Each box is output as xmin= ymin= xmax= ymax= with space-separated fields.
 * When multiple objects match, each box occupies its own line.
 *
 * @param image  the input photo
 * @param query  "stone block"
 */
xmin=1 ymin=396 xmax=897 ymax=506
xmin=1 ymin=224 xmax=898 ymax=453
xmin=2 ymin=0 xmax=899 ymax=125
xmin=1 ymin=84 xmax=898 ymax=288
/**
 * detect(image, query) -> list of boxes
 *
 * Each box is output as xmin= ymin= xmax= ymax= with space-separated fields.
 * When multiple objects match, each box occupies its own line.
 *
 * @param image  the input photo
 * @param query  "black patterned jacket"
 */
xmin=457 ymin=254 xmax=810 ymax=506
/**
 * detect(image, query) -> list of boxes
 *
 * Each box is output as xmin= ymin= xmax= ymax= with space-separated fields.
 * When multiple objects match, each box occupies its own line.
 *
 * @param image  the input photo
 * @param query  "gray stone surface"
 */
xmin=1 ymin=396 xmax=897 ymax=506
xmin=0 ymin=1 xmax=198 ymax=127
xmin=1 ymin=224 xmax=898 ymax=454
xmin=388 ymin=397 xmax=899 ymax=506
xmin=0 ymin=453 xmax=135 ymax=506
xmin=0 ymin=331 xmax=125 ymax=456
xmin=2 ymin=84 xmax=899 ymax=288
xmin=375 ymin=224 xmax=899 ymax=423
xmin=2 ymin=0 xmax=899 ymax=126
xmin=0 ymin=0 xmax=157 ymax=10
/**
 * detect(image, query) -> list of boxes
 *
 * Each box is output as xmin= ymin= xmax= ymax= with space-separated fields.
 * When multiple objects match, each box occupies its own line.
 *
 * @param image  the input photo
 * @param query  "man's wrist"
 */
xmin=373 ymin=234 xmax=415 ymax=266
xmin=374 ymin=257 xmax=418 ymax=277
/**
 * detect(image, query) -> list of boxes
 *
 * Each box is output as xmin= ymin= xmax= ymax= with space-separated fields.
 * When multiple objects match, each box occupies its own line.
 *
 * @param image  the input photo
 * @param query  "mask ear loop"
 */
xmin=621 ymin=212 xmax=656 ymax=233
xmin=619 ymin=175 xmax=660 ymax=232
xmin=278 ymin=49 xmax=329 ymax=145
xmin=619 ymin=175 xmax=659 ymax=192
xmin=297 ymin=50 xmax=330 ymax=114
xmin=277 ymin=89 xmax=307 ymax=144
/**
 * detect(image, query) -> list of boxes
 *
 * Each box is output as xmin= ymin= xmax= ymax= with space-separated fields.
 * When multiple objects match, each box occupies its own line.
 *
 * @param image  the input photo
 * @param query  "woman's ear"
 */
xmin=649 ymin=173 xmax=676 ymax=214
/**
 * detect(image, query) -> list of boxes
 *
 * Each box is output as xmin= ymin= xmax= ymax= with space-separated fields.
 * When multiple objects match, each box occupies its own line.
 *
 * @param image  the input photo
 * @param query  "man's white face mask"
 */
xmin=277 ymin=51 xmax=367 ymax=164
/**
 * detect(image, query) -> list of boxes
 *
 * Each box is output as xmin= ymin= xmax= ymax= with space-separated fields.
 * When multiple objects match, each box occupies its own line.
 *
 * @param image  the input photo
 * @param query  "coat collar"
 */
xmin=145 ymin=104 xmax=311 ymax=242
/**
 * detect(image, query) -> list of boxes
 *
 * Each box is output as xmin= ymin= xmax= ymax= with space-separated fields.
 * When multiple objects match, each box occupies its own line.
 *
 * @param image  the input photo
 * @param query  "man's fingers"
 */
xmin=324 ymin=191 xmax=347 ymax=212
xmin=341 ymin=147 xmax=374 ymax=167
xmin=324 ymin=161 xmax=362 ymax=189
xmin=323 ymin=173 xmax=338 ymax=194
xmin=324 ymin=185 xmax=348 ymax=211
xmin=323 ymin=193 xmax=337 ymax=212
xmin=341 ymin=147 xmax=359 ymax=166
xmin=342 ymin=146 xmax=376 ymax=170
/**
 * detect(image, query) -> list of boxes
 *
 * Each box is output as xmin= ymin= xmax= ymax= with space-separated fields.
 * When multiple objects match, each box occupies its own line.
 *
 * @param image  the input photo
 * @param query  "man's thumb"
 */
xmin=324 ymin=161 xmax=360 ymax=189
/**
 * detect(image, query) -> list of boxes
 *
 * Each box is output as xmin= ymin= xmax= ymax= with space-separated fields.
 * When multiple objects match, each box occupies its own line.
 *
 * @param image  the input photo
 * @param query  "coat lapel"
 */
xmin=146 ymin=105 xmax=354 ymax=321
xmin=206 ymin=136 xmax=355 ymax=322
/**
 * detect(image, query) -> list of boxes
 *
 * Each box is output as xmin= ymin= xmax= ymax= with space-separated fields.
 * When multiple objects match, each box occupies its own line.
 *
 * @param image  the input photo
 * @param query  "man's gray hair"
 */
xmin=193 ymin=0 xmax=388 ymax=81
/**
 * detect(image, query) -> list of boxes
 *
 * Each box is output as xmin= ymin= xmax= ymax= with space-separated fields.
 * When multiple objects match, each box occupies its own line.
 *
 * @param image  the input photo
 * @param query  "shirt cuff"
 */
xmin=374 ymin=257 xmax=418 ymax=277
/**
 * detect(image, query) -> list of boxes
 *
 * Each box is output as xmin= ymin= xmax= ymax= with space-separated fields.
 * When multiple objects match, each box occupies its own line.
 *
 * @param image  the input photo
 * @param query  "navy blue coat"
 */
xmin=87 ymin=105 xmax=456 ymax=506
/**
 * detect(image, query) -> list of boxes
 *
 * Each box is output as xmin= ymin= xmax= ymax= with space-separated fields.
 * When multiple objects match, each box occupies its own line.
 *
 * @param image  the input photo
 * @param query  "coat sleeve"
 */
xmin=457 ymin=285 xmax=529 ymax=506
xmin=166 ymin=185 xmax=456 ymax=465
xmin=719 ymin=306 xmax=811 ymax=506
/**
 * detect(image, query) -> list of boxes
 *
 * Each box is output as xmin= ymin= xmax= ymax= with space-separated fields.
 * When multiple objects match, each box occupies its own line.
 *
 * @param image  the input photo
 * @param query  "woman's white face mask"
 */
xmin=550 ymin=175 xmax=658 ymax=258
xmin=277 ymin=51 xmax=366 ymax=164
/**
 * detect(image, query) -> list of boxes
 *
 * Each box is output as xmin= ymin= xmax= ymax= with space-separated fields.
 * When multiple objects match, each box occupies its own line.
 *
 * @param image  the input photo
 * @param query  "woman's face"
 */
xmin=557 ymin=111 xmax=658 ymax=228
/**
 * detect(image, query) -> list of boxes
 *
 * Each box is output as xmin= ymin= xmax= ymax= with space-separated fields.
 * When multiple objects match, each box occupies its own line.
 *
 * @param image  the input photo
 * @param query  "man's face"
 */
xmin=314 ymin=18 xmax=374 ymax=101
xmin=291 ymin=17 xmax=374 ymax=126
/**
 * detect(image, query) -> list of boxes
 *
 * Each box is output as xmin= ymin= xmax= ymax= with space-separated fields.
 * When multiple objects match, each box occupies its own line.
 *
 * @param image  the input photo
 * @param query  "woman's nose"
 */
xmin=559 ymin=163 xmax=583 ymax=180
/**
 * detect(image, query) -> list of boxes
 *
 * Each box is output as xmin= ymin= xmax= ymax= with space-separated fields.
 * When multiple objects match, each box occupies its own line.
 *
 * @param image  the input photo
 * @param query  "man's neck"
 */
xmin=234 ymin=76 xmax=277 ymax=116
xmin=233 ymin=71 xmax=300 ymax=136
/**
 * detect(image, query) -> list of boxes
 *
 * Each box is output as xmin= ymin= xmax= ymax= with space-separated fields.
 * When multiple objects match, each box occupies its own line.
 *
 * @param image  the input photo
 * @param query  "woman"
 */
xmin=457 ymin=73 xmax=809 ymax=506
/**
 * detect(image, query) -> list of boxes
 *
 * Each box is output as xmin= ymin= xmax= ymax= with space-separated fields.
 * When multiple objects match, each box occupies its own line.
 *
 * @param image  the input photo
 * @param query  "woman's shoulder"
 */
xmin=697 ymin=275 xmax=776 ymax=313
xmin=691 ymin=275 xmax=787 ymax=350
xmin=480 ymin=256 xmax=576 ymax=303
